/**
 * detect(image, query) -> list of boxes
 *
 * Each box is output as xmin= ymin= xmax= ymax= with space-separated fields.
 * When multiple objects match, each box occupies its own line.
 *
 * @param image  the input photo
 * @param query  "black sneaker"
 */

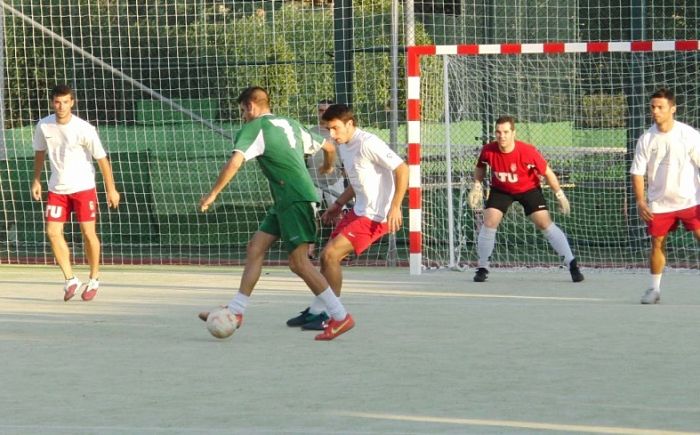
xmin=569 ymin=258 xmax=584 ymax=282
xmin=286 ymin=307 xmax=328 ymax=327
xmin=473 ymin=267 xmax=489 ymax=282
xmin=301 ymin=312 xmax=330 ymax=331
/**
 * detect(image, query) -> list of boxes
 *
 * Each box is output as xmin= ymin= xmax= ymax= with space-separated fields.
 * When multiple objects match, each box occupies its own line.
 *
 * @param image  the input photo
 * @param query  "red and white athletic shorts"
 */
xmin=330 ymin=209 xmax=388 ymax=255
xmin=45 ymin=189 xmax=99 ymax=223
xmin=647 ymin=205 xmax=700 ymax=237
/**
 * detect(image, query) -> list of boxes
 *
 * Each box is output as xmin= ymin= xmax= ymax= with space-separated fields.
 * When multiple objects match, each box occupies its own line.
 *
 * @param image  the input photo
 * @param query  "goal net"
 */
xmin=0 ymin=1 xmax=401 ymax=266
xmin=408 ymin=42 xmax=700 ymax=274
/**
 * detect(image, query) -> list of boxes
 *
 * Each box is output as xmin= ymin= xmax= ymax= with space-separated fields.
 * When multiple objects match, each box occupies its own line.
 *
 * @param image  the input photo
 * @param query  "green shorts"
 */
xmin=259 ymin=202 xmax=318 ymax=253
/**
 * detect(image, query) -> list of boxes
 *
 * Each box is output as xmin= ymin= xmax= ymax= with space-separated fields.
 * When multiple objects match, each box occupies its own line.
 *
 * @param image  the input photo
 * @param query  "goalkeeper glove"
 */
xmin=554 ymin=189 xmax=571 ymax=215
xmin=468 ymin=181 xmax=484 ymax=209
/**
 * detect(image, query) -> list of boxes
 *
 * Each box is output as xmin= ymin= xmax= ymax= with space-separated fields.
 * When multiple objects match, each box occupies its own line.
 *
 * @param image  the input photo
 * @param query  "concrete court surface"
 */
xmin=0 ymin=264 xmax=699 ymax=435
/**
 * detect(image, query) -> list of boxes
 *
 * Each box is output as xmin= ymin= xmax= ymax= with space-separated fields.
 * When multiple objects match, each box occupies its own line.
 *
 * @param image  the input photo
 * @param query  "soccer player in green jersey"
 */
xmin=197 ymin=86 xmax=354 ymax=340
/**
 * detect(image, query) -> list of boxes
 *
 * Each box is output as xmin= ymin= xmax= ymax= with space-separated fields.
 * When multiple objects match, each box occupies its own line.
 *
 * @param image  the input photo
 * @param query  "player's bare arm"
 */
xmin=387 ymin=162 xmax=409 ymax=233
xmin=542 ymin=165 xmax=562 ymax=191
xmin=543 ymin=165 xmax=570 ymax=215
xmin=96 ymin=157 xmax=120 ymax=209
xmin=631 ymin=174 xmax=653 ymax=222
xmin=322 ymin=186 xmax=355 ymax=225
xmin=200 ymin=151 xmax=245 ymax=212
xmin=319 ymin=139 xmax=337 ymax=175
xmin=475 ymin=165 xmax=487 ymax=183
xmin=31 ymin=150 xmax=46 ymax=201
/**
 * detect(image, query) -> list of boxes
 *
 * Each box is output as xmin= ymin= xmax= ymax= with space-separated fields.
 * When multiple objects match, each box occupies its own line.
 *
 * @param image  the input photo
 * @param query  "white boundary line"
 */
xmin=340 ymin=412 xmax=700 ymax=435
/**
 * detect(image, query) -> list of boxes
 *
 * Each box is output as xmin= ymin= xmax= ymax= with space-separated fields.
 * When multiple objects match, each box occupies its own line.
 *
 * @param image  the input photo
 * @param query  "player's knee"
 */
xmin=320 ymin=246 xmax=344 ymax=266
xmin=287 ymin=253 xmax=310 ymax=276
xmin=46 ymin=226 xmax=63 ymax=240
xmin=287 ymin=258 xmax=301 ymax=275
xmin=245 ymin=240 xmax=265 ymax=259
xmin=82 ymin=233 xmax=101 ymax=248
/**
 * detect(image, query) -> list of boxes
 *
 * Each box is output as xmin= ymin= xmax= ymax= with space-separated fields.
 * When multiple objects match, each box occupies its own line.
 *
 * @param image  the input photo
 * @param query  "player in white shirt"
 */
xmin=287 ymin=103 xmax=408 ymax=330
xmin=630 ymin=88 xmax=700 ymax=304
xmin=306 ymin=99 xmax=347 ymax=260
xmin=31 ymin=84 xmax=120 ymax=301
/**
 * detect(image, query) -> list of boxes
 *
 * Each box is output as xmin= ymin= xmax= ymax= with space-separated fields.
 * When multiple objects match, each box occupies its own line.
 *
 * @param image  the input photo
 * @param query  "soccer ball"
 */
xmin=206 ymin=308 xmax=238 ymax=339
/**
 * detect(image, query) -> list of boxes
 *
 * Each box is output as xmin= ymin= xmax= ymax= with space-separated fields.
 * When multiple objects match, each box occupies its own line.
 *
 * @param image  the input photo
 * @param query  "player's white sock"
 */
xmin=227 ymin=292 xmax=249 ymax=315
xmin=318 ymin=287 xmax=348 ymax=321
xmin=309 ymin=296 xmax=327 ymax=315
xmin=477 ymin=226 xmax=497 ymax=268
xmin=543 ymin=223 xmax=574 ymax=264
xmin=651 ymin=274 xmax=662 ymax=292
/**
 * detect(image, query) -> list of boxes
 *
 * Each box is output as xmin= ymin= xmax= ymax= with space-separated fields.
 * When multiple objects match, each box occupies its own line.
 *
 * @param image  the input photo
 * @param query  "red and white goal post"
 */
xmin=406 ymin=40 xmax=700 ymax=275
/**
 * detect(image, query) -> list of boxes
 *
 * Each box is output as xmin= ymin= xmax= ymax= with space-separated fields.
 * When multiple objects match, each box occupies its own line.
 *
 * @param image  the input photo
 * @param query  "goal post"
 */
xmin=407 ymin=40 xmax=700 ymax=275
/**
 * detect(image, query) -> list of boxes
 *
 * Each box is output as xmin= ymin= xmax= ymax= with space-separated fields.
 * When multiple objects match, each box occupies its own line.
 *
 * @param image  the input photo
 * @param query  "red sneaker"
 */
xmin=63 ymin=277 xmax=82 ymax=302
xmin=80 ymin=279 xmax=99 ymax=301
xmin=314 ymin=314 xmax=355 ymax=341
xmin=198 ymin=307 xmax=243 ymax=328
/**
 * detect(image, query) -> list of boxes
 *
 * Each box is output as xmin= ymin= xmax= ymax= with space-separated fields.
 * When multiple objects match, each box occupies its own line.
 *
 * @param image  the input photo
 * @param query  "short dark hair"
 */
xmin=50 ymin=84 xmax=75 ymax=100
xmin=651 ymin=87 xmax=676 ymax=106
xmin=321 ymin=103 xmax=356 ymax=124
xmin=237 ymin=86 xmax=270 ymax=108
xmin=495 ymin=115 xmax=515 ymax=130
xmin=317 ymin=98 xmax=334 ymax=106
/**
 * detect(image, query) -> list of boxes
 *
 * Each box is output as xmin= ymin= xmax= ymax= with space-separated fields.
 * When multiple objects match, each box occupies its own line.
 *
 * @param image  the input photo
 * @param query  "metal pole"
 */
xmin=0 ymin=3 xmax=12 ymax=258
xmin=390 ymin=0 xmax=399 ymax=152
xmin=626 ymin=0 xmax=647 ymax=255
xmin=443 ymin=56 xmax=455 ymax=269
xmin=333 ymin=0 xmax=353 ymax=106
xmin=387 ymin=0 xmax=400 ymax=267
xmin=405 ymin=0 xmax=415 ymax=46
xmin=0 ymin=3 xmax=6 ymax=161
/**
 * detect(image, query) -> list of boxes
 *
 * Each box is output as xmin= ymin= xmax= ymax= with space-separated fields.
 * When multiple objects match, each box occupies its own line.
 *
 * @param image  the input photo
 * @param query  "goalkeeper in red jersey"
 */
xmin=467 ymin=116 xmax=584 ymax=283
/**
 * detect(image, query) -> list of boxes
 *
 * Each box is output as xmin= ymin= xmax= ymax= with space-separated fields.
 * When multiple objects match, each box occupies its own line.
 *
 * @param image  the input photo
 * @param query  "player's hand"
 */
xmin=468 ymin=181 xmax=483 ymax=209
xmin=199 ymin=193 xmax=217 ymax=212
xmin=319 ymin=164 xmax=334 ymax=175
xmin=31 ymin=180 xmax=42 ymax=201
xmin=555 ymin=190 xmax=570 ymax=215
xmin=636 ymin=200 xmax=654 ymax=222
xmin=387 ymin=205 xmax=403 ymax=233
xmin=106 ymin=189 xmax=120 ymax=209
xmin=321 ymin=202 xmax=342 ymax=225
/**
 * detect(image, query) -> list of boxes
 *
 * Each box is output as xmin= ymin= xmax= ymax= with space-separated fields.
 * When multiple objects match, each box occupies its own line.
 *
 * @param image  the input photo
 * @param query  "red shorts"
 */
xmin=647 ymin=205 xmax=700 ymax=237
xmin=45 ymin=189 xmax=99 ymax=223
xmin=330 ymin=210 xmax=388 ymax=255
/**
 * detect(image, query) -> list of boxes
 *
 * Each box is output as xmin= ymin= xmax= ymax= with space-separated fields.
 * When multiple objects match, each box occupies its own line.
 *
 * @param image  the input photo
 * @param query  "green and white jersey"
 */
xmin=233 ymin=114 xmax=322 ymax=211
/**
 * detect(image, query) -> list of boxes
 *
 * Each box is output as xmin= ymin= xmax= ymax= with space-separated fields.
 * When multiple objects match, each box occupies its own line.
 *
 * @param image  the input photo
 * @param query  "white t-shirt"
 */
xmin=33 ymin=114 xmax=107 ymax=194
xmin=339 ymin=128 xmax=403 ymax=222
xmin=630 ymin=120 xmax=700 ymax=213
